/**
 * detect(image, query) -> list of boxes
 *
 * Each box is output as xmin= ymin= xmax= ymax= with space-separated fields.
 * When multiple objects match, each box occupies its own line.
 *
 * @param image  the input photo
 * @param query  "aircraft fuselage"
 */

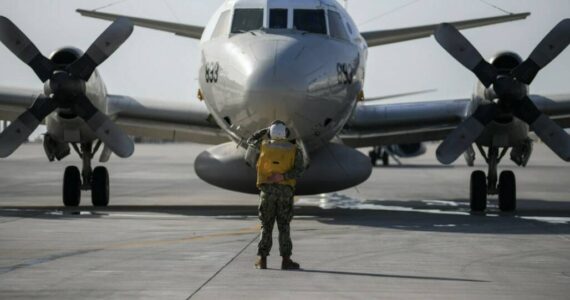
xmin=198 ymin=0 xmax=367 ymax=151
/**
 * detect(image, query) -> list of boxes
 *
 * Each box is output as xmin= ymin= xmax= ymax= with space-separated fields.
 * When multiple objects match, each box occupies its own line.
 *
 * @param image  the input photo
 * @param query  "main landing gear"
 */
xmin=62 ymin=142 xmax=109 ymax=207
xmin=469 ymin=145 xmax=516 ymax=212
xmin=369 ymin=146 xmax=399 ymax=166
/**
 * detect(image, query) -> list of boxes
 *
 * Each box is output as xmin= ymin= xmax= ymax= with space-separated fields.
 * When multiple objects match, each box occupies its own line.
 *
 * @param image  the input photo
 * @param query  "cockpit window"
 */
xmin=231 ymin=9 xmax=264 ymax=33
xmin=270 ymin=9 xmax=288 ymax=29
xmin=293 ymin=9 xmax=327 ymax=35
xmin=328 ymin=10 xmax=349 ymax=41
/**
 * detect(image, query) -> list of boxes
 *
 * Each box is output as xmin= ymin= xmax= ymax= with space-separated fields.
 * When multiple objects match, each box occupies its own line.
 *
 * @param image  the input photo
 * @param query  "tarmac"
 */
xmin=1 ymin=143 xmax=569 ymax=299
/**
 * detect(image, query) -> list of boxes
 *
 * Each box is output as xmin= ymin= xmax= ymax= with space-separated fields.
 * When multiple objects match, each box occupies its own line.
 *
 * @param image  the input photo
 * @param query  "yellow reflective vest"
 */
xmin=256 ymin=140 xmax=297 ymax=187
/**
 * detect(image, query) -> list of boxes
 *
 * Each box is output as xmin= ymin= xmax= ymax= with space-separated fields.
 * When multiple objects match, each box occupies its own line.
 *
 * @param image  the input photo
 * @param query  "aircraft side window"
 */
xmin=270 ymin=9 xmax=288 ymax=29
xmin=231 ymin=9 xmax=264 ymax=34
xmin=293 ymin=9 xmax=327 ymax=35
xmin=328 ymin=10 xmax=349 ymax=41
xmin=212 ymin=10 xmax=231 ymax=39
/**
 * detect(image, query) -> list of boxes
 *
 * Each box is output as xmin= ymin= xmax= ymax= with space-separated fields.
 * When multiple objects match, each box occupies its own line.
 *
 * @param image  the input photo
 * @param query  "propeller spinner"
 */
xmin=0 ymin=16 xmax=135 ymax=158
xmin=434 ymin=19 xmax=570 ymax=164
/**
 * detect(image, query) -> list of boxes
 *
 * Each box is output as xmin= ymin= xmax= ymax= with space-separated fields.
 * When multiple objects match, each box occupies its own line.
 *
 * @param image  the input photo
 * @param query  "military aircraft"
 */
xmin=1 ymin=0 xmax=569 ymax=213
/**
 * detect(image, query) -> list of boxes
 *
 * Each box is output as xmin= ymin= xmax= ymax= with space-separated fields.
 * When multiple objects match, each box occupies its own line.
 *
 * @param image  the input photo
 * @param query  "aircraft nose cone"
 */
xmin=245 ymin=37 xmax=309 ymax=91
xmin=238 ymin=35 xmax=328 ymax=124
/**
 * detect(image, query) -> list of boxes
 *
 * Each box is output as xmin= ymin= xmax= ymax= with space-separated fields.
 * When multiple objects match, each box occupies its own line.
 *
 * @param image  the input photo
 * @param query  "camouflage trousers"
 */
xmin=257 ymin=184 xmax=295 ymax=257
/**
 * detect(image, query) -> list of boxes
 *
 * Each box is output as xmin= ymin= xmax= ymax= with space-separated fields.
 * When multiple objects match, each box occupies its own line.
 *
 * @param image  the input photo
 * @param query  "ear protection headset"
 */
xmin=268 ymin=120 xmax=291 ymax=139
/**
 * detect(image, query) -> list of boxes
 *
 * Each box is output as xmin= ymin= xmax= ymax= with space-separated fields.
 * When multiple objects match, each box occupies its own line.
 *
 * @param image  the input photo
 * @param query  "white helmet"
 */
xmin=269 ymin=121 xmax=289 ymax=140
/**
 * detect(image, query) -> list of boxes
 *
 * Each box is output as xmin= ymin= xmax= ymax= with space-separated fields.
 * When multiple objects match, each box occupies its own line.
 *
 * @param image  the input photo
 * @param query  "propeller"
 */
xmin=0 ymin=16 xmax=134 ymax=158
xmin=434 ymin=19 xmax=570 ymax=164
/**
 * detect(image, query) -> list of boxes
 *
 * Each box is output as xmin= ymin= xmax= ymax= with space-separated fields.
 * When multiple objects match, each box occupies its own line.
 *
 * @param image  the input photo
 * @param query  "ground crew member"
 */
xmin=250 ymin=121 xmax=305 ymax=270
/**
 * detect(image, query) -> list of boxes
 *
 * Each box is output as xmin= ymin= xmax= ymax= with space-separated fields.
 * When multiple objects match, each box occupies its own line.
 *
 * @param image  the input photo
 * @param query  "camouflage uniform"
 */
xmin=257 ymin=145 xmax=304 ymax=257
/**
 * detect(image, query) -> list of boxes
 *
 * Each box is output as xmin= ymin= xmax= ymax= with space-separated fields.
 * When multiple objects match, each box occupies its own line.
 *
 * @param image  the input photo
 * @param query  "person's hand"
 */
xmin=268 ymin=173 xmax=285 ymax=183
xmin=248 ymin=128 xmax=268 ymax=144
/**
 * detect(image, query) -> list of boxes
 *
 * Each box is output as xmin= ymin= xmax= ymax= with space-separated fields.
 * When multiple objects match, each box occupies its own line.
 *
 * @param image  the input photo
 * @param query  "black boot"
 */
xmin=255 ymin=256 xmax=267 ymax=269
xmin=281 ymin=256 xmax=300 ymax=270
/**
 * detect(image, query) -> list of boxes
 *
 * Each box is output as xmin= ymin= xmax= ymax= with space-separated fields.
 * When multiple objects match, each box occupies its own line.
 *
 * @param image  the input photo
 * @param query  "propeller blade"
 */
xmin=0 ymin=16 xmax=54 ymax=82
xmin=513 ymin=97 xmax=570 ymax=161
xmin=0 ymin=95 xmax=57 ymax=157
xmin=434 ymin=23 xmax=497 ymax=87
xmin=72 ymin=95 xmax=134 ymax=158
xmin=436 ymin=103 xmax=497 ymax=164
xmin=68 ymin=17 xmax=134 ymax=80
xmin=512 ymin=19 xmax=570 ymax=84
xmin=530 ymin=115 xmax=570 ymax=161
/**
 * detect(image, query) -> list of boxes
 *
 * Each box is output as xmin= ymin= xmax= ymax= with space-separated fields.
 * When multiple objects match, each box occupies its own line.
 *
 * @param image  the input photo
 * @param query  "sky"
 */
xmin=0 ymin=0 xmax=568 ymax=110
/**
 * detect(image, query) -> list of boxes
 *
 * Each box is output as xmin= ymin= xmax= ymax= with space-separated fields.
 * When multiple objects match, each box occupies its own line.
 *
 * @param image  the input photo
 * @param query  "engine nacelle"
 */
xmin=44 ymin=47 xmax=108 ymax=145
xmin=474 ymin=51 xmax=525 ymax=103
xmin=49 ymin=47 xmax=83 ymax=65
xmin=388 ymin=143 xmax=426 ymax=158
xmin=195 ymin=142 xmax=372 ymax=195
xmin=470 ymin=52 xmax=530 ymax=147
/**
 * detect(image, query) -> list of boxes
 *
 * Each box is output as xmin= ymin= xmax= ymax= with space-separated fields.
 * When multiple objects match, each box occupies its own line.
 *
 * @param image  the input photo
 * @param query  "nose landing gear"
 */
xmin=469 ymin=145 xmax=517 ymax=212
xmin=62 ymin=141 xmax=110 ymax=207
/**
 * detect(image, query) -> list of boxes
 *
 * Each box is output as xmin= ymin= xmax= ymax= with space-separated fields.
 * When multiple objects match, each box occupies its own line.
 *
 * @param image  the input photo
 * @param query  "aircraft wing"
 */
xmin=361 ymin=12 xmax=530 ymax=47
xmin=530 ymin=94 xmax=570 ymax=129
xmin=76 ymin=9 xmax=529 ymax=47
xmin=76 ymin=9 xmax=204 ymax=39
xmin=341 ymin=98 xmax=470 ymax=147
xmin=0 ymin=87 xmax=228 ymax=144
xmin=0 ymin=87 xmax=41 ymax=121
xmin=341 ymin=94 xmax=570 ymax=147
xmin=106 ymin=94 xmax=227 ymax=144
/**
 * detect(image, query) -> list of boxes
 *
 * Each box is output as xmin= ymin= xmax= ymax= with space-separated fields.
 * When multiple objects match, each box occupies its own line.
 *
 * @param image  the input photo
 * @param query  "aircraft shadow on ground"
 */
xmin=1 ymin=197 xmax=570 ymax=234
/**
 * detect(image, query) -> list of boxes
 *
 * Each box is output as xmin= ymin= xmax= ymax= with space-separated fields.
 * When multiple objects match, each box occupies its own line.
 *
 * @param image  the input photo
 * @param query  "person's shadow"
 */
xmin=274 ymin=268 xmax=489 ymax=282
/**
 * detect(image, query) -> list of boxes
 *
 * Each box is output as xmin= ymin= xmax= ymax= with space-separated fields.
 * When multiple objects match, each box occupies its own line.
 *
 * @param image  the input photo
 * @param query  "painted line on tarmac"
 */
xmin=187 ymin=232 xmax=260 ymax=299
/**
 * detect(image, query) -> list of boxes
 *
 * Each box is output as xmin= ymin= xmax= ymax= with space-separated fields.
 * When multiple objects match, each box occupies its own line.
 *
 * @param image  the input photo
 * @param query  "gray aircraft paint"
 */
xmin=198 ymin=0 xmax=365 ymax=151
xmin=43 ymin=48 xmax=109 ymax=145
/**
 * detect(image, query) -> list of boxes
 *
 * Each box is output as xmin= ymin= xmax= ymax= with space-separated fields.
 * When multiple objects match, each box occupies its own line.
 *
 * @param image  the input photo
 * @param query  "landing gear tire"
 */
xmin=63 ymin=166 xmax=81 ymax=207
xmin=91 ymin=166 xmax=109 ymax=207
xmin=498 ymin=171 xmax=516 ymax=212
xmin=382 ymin=152 xmax=389 ymax=166
xmin=470 ymin=170 xmax=487 ymax=212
